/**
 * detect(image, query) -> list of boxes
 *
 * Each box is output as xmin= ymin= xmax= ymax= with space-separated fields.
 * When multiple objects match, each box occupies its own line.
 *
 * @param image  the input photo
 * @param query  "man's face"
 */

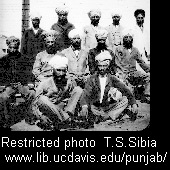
xmin=123 ymin=34 xmax=133 ymax=48
xmin=90 ymin=15 xmax=100 ymax=26
xmin=8 ymin=43 xmax=19 ymax=54
xmin=58 ymin=13 xmax=68 ymax=22
xmin=97 ymin=61 xmax=110 ymax=76
xmin=53 ymin=67 xmax=67 ymax=79
xmin=97 ymin=38 xmax=107 ymax=45
xmin=71 ymin=35 xmax=81 ymax=47
xmin=32 ymin=18 xmax=40 ymax=28
xmin=136 ymin=14 xmax=144 ymax=26
xmin=112 ymin=15 xmax=121 ymax=25
xmin=45 ymin=37 xmax=55 ymax=49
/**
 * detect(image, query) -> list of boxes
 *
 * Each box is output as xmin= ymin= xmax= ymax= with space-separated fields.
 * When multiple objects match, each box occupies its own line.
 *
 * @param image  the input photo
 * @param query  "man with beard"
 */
xmin=0 ymin=36 xmax=35 ymax=128
xmin=79 ymin=51 xmax=138 ymax=125
xmin=106 ymin=11 xmax=124 ymax=54
xmin=32 ymin=30 xmax=61 ymax=85
xmin=133 ymin=9 xmax=150 ymax=73
xmin=33 ymin=54 xmax=83 ymax=130
xmin=81 ymin=9 xmax=104 ymax=51
xmin=114 ymin=29 xmax=150 ymax=103
xmin=20 ymin=12 xmax=45 ymax=83
xmin=61 ymin=29 xmax=89 ymax=88
xmin=51 ymin=4 xmax=75 ymax=51
xmin=88 ymin=29 xmax=116 ymax=76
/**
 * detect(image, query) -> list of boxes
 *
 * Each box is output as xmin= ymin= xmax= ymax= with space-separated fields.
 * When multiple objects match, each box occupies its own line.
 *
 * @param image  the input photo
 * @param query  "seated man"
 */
xmin=88 ymin=29 xmax=116 ymax=76
xmin=32 ymin=30 xmax=61 ymax=86
xmin=61 ymin=29 xmax=89 ymax=88
xmin=114 ymin=28 xmax=150 ymax=103
xmin=80 ymin=51 xmax=138 ymax=126
xmin=33 ymin=54 xmax=83 ymax=130
xmin=0 ymin=36 xmax=35 ymax=128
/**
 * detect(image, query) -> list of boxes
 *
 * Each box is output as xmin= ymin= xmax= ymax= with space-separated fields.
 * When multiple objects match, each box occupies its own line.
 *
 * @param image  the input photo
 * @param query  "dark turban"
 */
xmin=134 ymin=9 xmax=145 ymax=18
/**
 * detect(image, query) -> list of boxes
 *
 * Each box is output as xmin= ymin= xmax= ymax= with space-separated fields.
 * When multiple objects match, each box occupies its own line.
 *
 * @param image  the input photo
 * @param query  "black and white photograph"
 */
xmin=0 ymin=0 xmax=150 ymax=131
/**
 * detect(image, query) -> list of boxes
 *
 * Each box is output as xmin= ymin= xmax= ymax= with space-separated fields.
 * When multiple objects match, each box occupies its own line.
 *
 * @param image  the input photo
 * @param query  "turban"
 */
xmin=95 ymin=51 xmax=112 ymax=65
xmin=55 ymin=3 xmax=69 ymax=15
xmin=30 ymin=12 xmax=42 ymax=20
xmin=111 ymin=10 xmax=122 ymax=18
xmin=122 ymin=28 xmax=134 ymax=37
xmin=6 ymin=36 xmax=20 ymax=47
xmin=88 ymin=10 xmax=101 ymax=18
xmin=48 ymin=54 xmax=68 ymax=69
xmin=68 ymin=29 xmax=82 ymax=38
xmin=42 ymin=30 xmax=59 ymax=40
xmin=134 ymin=9 xmax=145 ymax=18
xmin=95 ymin=29 xmax=108 ymax=39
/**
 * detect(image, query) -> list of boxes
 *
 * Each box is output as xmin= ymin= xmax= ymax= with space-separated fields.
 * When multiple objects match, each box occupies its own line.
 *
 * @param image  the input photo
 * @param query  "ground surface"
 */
xmin=10 ymin=100 xmax=150 ymax=131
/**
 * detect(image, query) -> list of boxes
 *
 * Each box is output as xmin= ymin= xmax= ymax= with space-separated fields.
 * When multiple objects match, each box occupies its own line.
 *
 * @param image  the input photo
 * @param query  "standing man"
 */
xmin=133 ymin=9 xmax=150 ymax=73
xmin=0 ymin=36 xmax=35 ymax=127
xmin=20 ymin=12 xmax=45 ymax=83
xmin=33 ymin=54 xmax=83 ymax=130
xmin=32 ymin=30 xmax=61 ymax=85
xmin=61 ymin=29 xmax=89 ymax=88
xmin=81 ymin=9 xmax=103 ymax=51
xmin=106 ymin=11 xmax=124 ymax=54
xmin=114 ymin=29 xmax=150 ymax=103
xmin=51 ymin=4 xmax=75 ymax=51
xmin=88 ymin=29 xmax=116 ymax=76
xmin=80 ymin=51 xmax=138 ymax=124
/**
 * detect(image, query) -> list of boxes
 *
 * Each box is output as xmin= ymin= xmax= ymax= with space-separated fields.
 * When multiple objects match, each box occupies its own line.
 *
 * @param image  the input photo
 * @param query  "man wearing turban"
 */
xmin=32 ymin=30 xmax=62 ymax=85
xmin=20 ymin=12 xmax=45 ymax=83
xmin=132 ymin=9 xmax=150 ymax=73
xmin=51 ymin=3 xmax=75 ymax=51
xmin=81 ymin=9 xmax=104 ymax=51
xmin=0 ymin=36 xmax=36 ymax=128
xmin=79 ymin=51 xmax=138 ymax=126
xmin=87 ymin=29 xmax=116 ymax=76
xmin=33 ymin=54 xmax=83 ymax=130
xmin=61 ymin=29 xmax=89 ymax=88
xmin=114 ymin=28 xmax=150 ymax=104
xmin=105 ymin=11 xmax=124 ymax=54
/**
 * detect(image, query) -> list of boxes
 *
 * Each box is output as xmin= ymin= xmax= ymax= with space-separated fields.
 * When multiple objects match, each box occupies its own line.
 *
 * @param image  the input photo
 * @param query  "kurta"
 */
xmin=81 ymin=25 xmax=104 ymax=51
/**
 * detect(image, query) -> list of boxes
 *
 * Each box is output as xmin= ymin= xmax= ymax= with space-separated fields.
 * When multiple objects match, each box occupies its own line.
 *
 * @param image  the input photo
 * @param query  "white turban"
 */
xmin=122 ymin=28 xmax=134 ymax=37
xmin=68 ymin=29 xmax=82 ymax=38
xmin=55 ymin=3 xmax=69 ymax=14
xmin=95 ymin=51 xmax=112 ymax=65
xmin=30 ymin=12 xmax=42 ymax=20
xmin=48 ymin=54 xmax=68 ymax=69
xmin=42 ymin=30 xmax=59 ymax=40
xmin=88 ymin=10 xmax=101 ymax=18
xmin=111 ymin=10 xmax=122 ymax=18
xmin=95 ymin=29 xmax=108 ymax=39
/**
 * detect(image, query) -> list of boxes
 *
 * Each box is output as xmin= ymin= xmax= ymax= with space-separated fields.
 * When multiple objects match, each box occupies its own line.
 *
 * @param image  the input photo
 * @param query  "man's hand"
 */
xmin=131 ymin=104 xmax=138 ymax=114
xmin=80 ymin=105 xmax=88 ymax=117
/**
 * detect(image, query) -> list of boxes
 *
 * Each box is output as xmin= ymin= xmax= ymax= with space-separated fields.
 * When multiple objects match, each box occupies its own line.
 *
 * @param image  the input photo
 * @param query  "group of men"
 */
xmin=0 ymin=4 xmax=150 ymax=131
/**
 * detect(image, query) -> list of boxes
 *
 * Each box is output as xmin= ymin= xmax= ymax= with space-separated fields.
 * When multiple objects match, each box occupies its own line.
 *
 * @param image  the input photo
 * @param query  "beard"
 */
xmin=123 ymin=41 xmax=133 ymax=49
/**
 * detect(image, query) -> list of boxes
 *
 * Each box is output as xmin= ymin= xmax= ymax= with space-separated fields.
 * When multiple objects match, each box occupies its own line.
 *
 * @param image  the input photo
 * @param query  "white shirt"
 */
xmin=99 ymin=76 xmax=107 ymax=103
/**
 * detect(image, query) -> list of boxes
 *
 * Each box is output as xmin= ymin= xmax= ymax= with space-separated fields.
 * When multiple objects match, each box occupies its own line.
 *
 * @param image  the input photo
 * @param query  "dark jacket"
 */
xmin=80 ymin=73 xmax=136 ymax=111
xmin=0 ymin=52 xmax=29 ymax=86
xmin=20 ymin=28 xmax=45 ymax=62
xmin=88 ymin=46 xmax=116 ymax=75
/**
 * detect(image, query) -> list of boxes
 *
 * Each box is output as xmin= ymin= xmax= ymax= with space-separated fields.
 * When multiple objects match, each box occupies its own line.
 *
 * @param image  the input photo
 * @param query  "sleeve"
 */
xmin=20 ymin=30 xmax=28 ymax=55
xmin=134 ymin=49 xmax=150 ymax=73
xmin=77 ymin=50 xmax=88 ymax=74
xmin=32 ymin=53 xmax=42 ymax=80
xmin=35 ymin=80 xmax=46 ymax=98
xmin=108 ymin=50 xmax=117 ymax=75
xmin=88 ymin=50 xmax=96 ymax=75
xmin=79 ymin=76 xmax=94 ymax=106
xmin=113 ymin=76 xmax=136 ymax=105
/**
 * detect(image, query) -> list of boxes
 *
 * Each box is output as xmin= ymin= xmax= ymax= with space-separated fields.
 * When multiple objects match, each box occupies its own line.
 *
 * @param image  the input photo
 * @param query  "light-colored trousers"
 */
xmin=33 ymin=86 xmax=83 ymax=122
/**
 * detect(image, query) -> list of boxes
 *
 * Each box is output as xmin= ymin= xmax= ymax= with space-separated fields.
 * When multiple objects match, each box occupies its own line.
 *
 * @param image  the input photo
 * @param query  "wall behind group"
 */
xmin=0 ymin=0 xmax=150 ymax=40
